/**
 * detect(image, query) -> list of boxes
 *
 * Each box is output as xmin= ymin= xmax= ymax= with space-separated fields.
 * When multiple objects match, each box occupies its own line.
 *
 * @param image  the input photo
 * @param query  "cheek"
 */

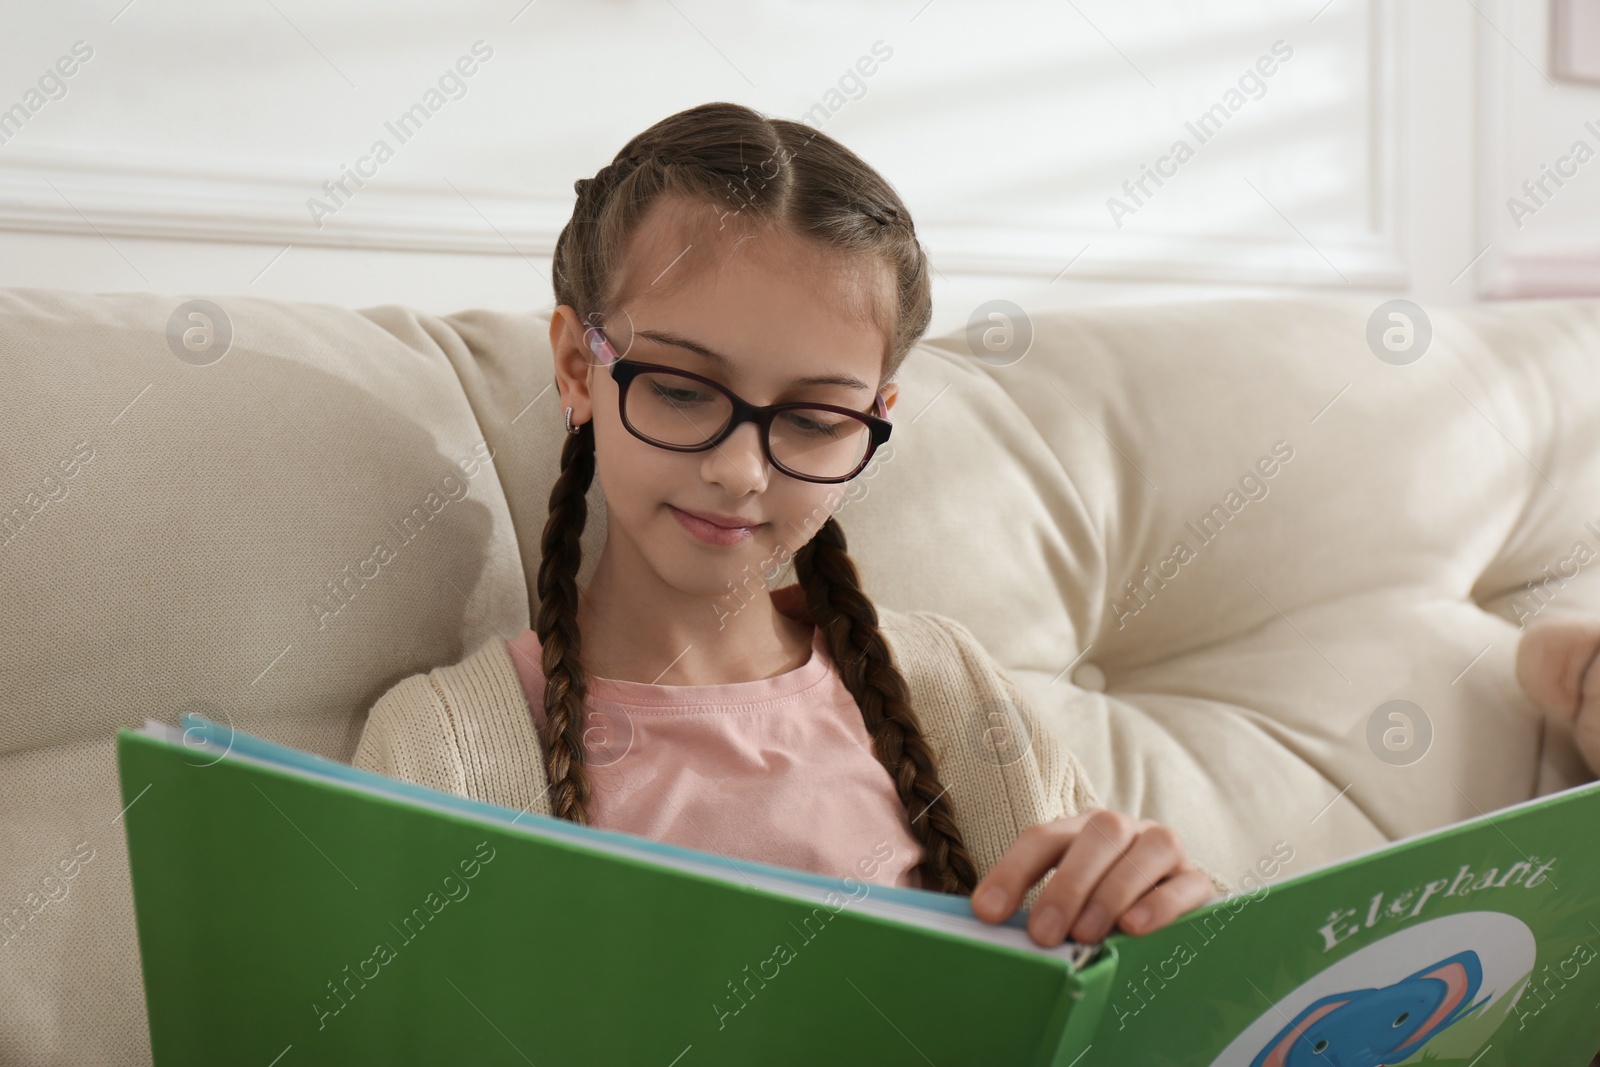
xmin=771 ymin=486 xmax=845 ymax=550
xmin=593 ymin=427 xmax=682 ymax=519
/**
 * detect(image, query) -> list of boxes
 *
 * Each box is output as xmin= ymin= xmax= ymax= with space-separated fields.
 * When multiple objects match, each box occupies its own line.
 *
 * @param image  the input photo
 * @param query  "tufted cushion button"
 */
xmin=1072 ymin=661 xmax=1106 ymax=692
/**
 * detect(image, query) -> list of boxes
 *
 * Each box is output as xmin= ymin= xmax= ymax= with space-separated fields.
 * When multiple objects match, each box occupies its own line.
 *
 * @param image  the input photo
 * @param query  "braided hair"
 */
xmin=541 ymin=102 xmax=977 ymax=895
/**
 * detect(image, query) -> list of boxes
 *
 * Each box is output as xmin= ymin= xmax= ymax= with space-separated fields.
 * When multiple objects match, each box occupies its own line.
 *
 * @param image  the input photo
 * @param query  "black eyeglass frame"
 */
xmin=593 ymin=330 xmax=894 ymax=485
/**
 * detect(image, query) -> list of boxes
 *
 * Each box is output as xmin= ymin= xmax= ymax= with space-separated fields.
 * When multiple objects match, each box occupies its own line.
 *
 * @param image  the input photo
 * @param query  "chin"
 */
xmin=652 ymin=519 xmax=756 ymax=586
xmin=660 ymin=558 xmax=757 ymax=606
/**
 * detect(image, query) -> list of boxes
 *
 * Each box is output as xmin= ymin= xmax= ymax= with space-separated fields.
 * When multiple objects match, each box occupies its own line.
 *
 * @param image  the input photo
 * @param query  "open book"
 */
xmin=117 ymin=715 xmax=1600 ymax=1065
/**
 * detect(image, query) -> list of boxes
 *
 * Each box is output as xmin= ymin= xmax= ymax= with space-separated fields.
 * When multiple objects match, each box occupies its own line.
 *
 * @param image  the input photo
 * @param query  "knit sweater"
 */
xmin=352 ymin=605 xmax=1232 ymax=913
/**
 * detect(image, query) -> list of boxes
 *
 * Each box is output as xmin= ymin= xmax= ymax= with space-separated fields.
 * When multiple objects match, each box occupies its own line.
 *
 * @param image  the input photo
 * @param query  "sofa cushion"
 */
xmin=0 ymin=288 xmax=533 ymax=1065
xmin=826 ymin=296 xmax=1600 ymax=891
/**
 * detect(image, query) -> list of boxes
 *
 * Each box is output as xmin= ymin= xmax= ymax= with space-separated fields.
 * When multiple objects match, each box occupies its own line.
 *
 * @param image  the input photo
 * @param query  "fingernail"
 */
xmin=1073 ymin=902 xmax=1106 ymax=940
xmin=1125 ymin=904 xmax=1150 ymax=930
xmin=1033 ymin=904 xmax=1066 ymax=943
xmin=975 ymin=886 xmax=1006 ymax=917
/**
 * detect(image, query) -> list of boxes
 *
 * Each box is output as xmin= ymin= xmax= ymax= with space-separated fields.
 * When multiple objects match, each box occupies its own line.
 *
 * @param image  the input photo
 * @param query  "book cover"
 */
xmin=117 ymin=716 xmax=1098 ymax=1066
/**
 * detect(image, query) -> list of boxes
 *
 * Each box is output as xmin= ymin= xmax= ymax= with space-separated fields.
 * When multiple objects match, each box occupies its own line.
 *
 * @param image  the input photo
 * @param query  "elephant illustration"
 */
xmin=1249 ymin=949 xmax=1489 ymax=1066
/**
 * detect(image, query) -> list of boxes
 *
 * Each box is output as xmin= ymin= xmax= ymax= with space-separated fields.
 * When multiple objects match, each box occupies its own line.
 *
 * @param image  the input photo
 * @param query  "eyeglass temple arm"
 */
xmin=586 ymin=328 xmax=620 ymax=365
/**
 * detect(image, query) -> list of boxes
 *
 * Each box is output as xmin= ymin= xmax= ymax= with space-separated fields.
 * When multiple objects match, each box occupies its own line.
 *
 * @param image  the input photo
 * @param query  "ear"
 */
xmin=1251 ymin=996 xmax=1350 ymax=1067
xmin=879 ymin=381 xmax=899 ymax=415
xmin=550 ymin=305 xmax=598 ymax=426
xmin=1394 ymin=951 xmax=1480 ymax=1045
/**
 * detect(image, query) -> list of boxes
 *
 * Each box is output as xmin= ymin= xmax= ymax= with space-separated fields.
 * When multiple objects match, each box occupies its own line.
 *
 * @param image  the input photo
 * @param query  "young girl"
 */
xmin=353 ymin=101 xmax=1230 ymax=950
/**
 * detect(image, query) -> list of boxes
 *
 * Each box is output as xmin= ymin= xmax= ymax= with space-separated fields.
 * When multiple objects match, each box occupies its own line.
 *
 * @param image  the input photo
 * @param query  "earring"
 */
xmin=564 ymin=405 xmax=581 ymax=435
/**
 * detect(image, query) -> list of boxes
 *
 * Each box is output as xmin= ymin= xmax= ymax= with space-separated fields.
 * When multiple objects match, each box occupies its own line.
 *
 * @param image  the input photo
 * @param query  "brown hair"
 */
xmin=539 ymin=101 xmax=977 ymax=895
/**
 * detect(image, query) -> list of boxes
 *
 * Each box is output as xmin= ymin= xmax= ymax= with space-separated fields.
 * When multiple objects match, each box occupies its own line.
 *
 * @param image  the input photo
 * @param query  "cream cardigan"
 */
xmin=352 ymin=606 xmax=1232 ymax=911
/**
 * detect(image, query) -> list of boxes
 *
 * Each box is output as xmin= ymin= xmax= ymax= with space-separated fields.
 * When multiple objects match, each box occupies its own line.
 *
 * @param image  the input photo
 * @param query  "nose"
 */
xmin=699 ymin=418 xmax=770 ymax=495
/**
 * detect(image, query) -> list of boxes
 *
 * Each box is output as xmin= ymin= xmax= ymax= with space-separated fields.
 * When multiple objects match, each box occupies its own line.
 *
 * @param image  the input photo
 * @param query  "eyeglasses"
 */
xmin=584 ymin=326 xmax=892 ymax=484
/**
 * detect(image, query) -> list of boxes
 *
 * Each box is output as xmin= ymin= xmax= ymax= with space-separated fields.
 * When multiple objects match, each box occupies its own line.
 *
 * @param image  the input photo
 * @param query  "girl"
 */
xmin=354 ymin=101 xmax=1230 ymax=951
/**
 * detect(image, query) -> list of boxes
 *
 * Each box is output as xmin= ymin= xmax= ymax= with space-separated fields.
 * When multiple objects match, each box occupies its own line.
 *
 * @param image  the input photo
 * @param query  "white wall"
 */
xmin=1 ymin=0 xmax=1596 ymax=335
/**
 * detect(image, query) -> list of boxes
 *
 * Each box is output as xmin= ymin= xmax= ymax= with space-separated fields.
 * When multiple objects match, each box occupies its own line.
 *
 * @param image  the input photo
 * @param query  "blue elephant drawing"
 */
xmin=1249 ymin=949 xmax=1490 ymax=1067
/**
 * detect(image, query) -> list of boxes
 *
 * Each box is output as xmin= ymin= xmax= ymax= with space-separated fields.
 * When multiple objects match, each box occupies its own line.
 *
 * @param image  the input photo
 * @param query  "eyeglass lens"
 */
xmin=624 ymin=370 xmax=873 ymax=480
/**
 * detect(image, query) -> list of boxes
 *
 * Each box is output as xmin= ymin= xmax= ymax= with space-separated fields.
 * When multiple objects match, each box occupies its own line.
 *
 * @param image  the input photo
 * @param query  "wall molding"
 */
xmin=0 ymin=3 xmax=1407 ymax=291
xmin=0 ymin=144 xmax=567 ymax=256
xmin=917 ymin=223 xmax=1404 ymax=288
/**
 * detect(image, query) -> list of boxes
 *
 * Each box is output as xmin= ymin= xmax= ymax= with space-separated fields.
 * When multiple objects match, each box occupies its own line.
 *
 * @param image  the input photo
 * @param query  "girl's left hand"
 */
xmin=970 ymin=808 xmax=1215 ymax=946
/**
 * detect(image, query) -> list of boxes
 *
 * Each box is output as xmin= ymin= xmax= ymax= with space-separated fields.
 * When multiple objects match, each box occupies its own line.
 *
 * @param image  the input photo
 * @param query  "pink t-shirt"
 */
xmin=503 ymin=621 xmax=926 ymax=890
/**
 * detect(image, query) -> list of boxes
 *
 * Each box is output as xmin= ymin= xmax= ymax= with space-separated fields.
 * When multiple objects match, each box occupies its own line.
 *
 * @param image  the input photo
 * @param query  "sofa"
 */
xmin=2 ymin=286 xmax=1596 ymax=1065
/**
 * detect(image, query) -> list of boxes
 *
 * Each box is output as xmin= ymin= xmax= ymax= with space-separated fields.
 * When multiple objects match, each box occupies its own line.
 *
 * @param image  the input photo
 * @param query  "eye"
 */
xmin=1312 ymin=1040 xmax=1328 ymax=1053
xmin=648 ymin=381 xmax=712 ymax=405
xmin=781 ymin=409 xmax=847 ymax=436
xmin=1392 ymin=1011 xmax=1410 ymax=1027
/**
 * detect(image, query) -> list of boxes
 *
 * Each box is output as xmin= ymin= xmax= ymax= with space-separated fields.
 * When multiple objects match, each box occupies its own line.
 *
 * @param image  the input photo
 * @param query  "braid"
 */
xmin=535 ymin=421 xmax=598 ymax=824
xmin=793 ymin=517 xmax=979 ymax=896
xmin=571 ymin=151 xmax=667 ymax=211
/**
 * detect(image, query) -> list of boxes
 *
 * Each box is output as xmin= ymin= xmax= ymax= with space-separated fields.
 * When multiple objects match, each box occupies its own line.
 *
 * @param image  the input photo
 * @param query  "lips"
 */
xmin=671 ymin=506 xmax=762 ymax=530
xmin=668 ymin=505 xmax=764 ymax=547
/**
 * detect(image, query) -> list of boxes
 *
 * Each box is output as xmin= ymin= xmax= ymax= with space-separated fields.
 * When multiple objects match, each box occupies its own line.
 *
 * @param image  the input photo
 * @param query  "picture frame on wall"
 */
xmin=1553 ymin=0 xmax=1600 ymax=84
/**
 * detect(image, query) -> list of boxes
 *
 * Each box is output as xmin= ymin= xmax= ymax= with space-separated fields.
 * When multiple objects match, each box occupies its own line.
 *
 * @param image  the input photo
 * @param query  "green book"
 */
xmin=117 ymin=716 xmax=1600 ymax=1065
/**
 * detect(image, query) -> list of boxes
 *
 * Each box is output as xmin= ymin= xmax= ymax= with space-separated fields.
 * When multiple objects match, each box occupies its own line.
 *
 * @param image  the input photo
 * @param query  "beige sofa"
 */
xmin=2 ymin=287 xmax=1596 ymax=1065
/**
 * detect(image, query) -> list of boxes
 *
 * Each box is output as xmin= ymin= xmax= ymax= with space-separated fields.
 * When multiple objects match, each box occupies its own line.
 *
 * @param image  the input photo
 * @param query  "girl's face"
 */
xmin=551 ymin=194 xmax=900 ymax=604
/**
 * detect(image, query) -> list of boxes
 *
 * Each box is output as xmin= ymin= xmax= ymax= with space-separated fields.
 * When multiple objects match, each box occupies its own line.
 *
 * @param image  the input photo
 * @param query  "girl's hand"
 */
xmin=971 ymin=809 xmax=1215 ymax=947
xmin=1515 ymin=614 xmax=1600 ymax=775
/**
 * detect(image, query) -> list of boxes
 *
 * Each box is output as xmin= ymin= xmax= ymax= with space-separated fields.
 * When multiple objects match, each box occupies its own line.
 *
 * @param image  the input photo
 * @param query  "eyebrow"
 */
xmin=634 ymin=329 xmax=874 ymax=392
